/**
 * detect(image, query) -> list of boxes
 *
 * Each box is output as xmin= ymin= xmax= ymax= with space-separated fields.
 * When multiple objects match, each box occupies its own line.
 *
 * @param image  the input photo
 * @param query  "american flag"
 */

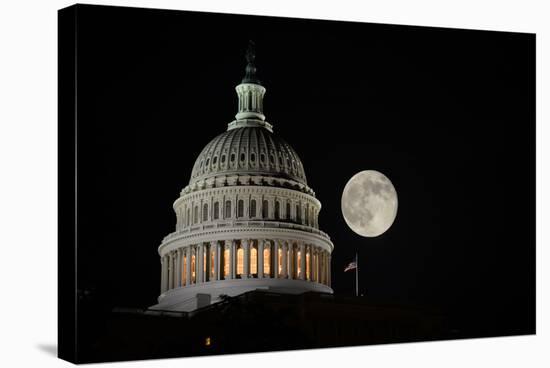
xmin=344 ymin=261 xmax=357 ymax=272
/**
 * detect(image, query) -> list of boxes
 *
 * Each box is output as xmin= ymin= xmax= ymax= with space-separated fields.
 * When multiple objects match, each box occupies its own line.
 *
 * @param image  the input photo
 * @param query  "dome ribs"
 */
xmin=189 ymin=127 xmax=307 ymax=186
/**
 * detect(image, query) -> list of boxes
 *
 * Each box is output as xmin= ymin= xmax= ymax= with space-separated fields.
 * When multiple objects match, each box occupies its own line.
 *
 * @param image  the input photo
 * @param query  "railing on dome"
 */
xmin=162 ymin=220 xmax=331 ymax=243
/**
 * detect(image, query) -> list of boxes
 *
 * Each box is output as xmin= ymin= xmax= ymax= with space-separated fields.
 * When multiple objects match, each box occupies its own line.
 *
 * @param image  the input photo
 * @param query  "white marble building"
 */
xmin=150 ymin=44 xmax=334 ymax=312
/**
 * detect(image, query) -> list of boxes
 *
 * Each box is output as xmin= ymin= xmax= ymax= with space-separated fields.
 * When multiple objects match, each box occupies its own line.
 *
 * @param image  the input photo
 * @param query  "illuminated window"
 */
xmin=203 ymin=203 xmax=208 ymax=222
xmin=210 ymin=248 xmax=215 ymax=279
xmin=237 ymin=247 xmax=243 ymax=276
xmin=237 ymin=200 xmax=244 ymax=218
xmin=224 ymin=247 xmax=230 ymax=278
xmin=250 ymin=199 xmax=256 ymax=217
xmin=306 ymin=251 xmax=310 ymax=280
xmin=263 ymin=246 xmax=270 ymax=276
xmin=278 ymin=247 xmax=282 ymax=276
xmin=225 ymin=200 xmax=231 ymax=218
xmin=251 ymin=246 xmax=257 ymax=275
xmin=214 ymin=202 xmax=219 ymax=220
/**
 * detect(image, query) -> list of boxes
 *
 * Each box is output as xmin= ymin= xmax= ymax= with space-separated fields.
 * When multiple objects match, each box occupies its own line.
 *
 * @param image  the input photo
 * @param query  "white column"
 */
xmin=175 ymin=249 xmax=182 ymax=288
xmin=287 ymin=242 xmax=296 ymax=279
xmin=242 ymin=239 xmax=250 ymax=279
xmin=309 ymin=245 xmax=315 ymax=282
xmin=273 ymin=240 xmax=278 ymax=278
xmin=197 ymin=243 xmax=203 ymax=283
xmin=281 ymin=240 xmax=288 ymax=278
xmin=300 ymin=242 xmax=306 ymax=280
xmin=229 ymin=240 xmax=236 ymax=279
xmin=212 ymin=241 xmax=219 ymax=281
xmin=168 ymin=252 xmax=174 ymax=290
xmin=328 ymin=253 xmax=332 ymax=286
xmin=258 ymin=239 xmax=264 ymax=279
xmin=216 ymin=241 xmax=222 ymax=280
xmin=186 ymin=246 xmax=192 ymax=286
xmin=160 ymin=256 xmax=166 ymax=293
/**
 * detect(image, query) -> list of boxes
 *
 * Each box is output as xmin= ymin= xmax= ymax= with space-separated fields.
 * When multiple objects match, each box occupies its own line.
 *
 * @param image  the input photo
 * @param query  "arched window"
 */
xmin=202 ymin=203 xmax=208 ymax=222
xmin=237 ymin=199 xmax=244 ymax=218
xmin=263 ymin=245 xmax=271 ymax=277
xmin=237 ymin=247 xmax=244 ymax=276
xmin=213 ymin=202 xmax=219 ymax=220
xmin=296 ymin=204 xmax=301 ymax=223
xmin=225 ymin=200 xmax=232 ymax=218
xmin=194 ymin=205 xmax=199 ymax=224
xmin=250 ymin=199 xmax=256 ymax=218
xmin=286 ymin=202 xmax=291 ymax=220
xmin=262 ymin=200 xmax=269 ymax=219
xmin=251 ymin=246 xmax=257 ymax=275
xmin=275 ymin=201 xmax=280 ymax=220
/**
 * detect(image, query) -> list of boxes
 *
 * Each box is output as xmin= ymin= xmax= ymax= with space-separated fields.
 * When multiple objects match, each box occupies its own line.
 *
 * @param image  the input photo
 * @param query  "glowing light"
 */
xmin=251 ymin=246 xmax=257 ymax=274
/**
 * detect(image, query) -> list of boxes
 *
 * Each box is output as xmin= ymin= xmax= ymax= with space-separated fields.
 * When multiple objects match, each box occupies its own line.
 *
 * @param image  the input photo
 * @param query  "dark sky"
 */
xmin=73 ymin=5 xmax=535 ymax=335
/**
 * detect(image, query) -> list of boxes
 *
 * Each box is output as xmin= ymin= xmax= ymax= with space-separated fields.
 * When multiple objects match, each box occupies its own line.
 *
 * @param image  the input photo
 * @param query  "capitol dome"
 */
xmin=190 ymin=126 xmax=308 ymax=186
xmin=150 ymin=42 xmax=334 ymax=313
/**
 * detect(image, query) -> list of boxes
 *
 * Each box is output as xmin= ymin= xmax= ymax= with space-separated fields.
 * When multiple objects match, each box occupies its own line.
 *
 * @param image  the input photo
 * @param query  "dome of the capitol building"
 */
xmin=150 ymin=42 xmax=334 ymax=312
xmin=190 ymin=127 xmax=308 ymax=187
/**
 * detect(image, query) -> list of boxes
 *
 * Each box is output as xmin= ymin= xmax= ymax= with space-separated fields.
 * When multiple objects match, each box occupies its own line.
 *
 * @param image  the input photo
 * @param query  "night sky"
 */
xmin=73 ymin=5 xmax=535 ymax=336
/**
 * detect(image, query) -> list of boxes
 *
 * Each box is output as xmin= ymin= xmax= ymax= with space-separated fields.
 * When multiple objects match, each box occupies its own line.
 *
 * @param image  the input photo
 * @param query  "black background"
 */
xmin=73 ymin=4 xmax=535 ymax=338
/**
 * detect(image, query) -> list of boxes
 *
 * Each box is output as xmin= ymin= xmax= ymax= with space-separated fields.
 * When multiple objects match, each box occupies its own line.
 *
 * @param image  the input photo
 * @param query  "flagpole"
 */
xmin=355 ymin=252 xmax=359 ymax=297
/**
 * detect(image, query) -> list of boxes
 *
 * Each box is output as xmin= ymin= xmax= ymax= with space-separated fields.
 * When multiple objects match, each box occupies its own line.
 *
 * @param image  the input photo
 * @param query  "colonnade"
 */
xmin=160 ymin=238 xmax=331 ymax=293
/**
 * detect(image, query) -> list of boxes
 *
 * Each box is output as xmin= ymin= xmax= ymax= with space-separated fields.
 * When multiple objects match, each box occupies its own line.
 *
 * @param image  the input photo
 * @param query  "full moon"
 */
xmin=341 ymin=170 xmax=398 ymax=237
